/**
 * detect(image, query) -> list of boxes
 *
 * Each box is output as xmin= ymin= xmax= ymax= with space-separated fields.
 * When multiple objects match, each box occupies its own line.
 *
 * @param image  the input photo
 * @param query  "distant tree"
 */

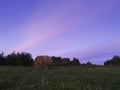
xmin=62 ymin=58 xmax=71 ymax=66
xmin=104 ymin=55 xmax=120 ymax=66
xmin=20 ymin=52 xmax=34 ymax=66
xmin=5 ymin=51 xmax=33 ymax=66
xmin=71 ymin=57 xmax=80 ymax=66
xmin=86 ymin=61 xmax=92 ymax=66
xmin=0 ymin=52 xmax=5 ymax=65
xmin=51 ymin=56 xmax=63 ymax=66
xmin=5 ymin=51 xmax=18 ymax=66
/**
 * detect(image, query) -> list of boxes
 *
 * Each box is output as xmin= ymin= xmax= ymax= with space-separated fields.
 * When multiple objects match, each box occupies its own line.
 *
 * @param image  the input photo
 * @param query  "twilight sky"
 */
xmin=0 ymin=0 xmax=120 ymax=64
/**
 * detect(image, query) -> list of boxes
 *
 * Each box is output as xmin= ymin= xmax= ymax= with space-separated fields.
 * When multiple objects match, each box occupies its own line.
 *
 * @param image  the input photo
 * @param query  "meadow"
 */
xmin=0 ymin=66 xmax=120 ymax=90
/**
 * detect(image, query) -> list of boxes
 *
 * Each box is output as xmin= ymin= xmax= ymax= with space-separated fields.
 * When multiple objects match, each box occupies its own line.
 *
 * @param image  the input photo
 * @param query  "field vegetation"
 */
xmin=0 ymin=66 xmax=120 ymax=90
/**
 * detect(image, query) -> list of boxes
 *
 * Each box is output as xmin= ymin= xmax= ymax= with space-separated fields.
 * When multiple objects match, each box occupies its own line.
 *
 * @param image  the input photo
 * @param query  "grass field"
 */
xmin=0 ymin=66 xmax=120 ymax=90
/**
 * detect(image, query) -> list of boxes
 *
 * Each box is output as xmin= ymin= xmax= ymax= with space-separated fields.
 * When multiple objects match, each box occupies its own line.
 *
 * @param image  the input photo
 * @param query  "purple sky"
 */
xmin=0 ymin=0 xmax=120 ymax=64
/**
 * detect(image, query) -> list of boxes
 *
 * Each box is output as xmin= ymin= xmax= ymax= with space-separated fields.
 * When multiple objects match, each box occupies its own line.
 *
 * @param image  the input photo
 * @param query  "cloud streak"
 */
xmin=12 ymin=0 xmax=120 ymax=64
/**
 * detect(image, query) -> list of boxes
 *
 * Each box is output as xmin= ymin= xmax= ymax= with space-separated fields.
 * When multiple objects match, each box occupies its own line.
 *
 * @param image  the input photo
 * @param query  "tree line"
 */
xmin=0 ymin=51 xmax=120 ymax=67
xmin=104 ymin=55 xmax=120 ymax=66
xmin=51 ymin=56 xmax=80 ymax=66
xmin=0 ymin=52 xmax=34 ymax=66
xmin=0 ymin=51 xmax=91 ymax=67
xmin=0 ymin=51 xmax=82 ymax=66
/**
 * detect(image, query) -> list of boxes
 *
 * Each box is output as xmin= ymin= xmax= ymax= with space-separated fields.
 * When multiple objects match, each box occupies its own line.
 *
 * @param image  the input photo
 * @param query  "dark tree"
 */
xmin=5 ymin=51 xmax=18 ymax=66
xmin=86 ymin=61 xmax=92 ymax=66
xmin=20 ymin=52 xmax=34 ymax=66
xmin=51 ymin=56 xmax=63 ymax=66
xmin=5 ymin=51 xmax=33 ymax=66
xmin=104 ymin=55 xmax=120 ymax=66
xmin=62 ymin=58 xmax=71 ymax=66
xmin=0 ymin=52 xmax=5 ymax=65
xmin=71 ymin=57 xmax=80 ymax=66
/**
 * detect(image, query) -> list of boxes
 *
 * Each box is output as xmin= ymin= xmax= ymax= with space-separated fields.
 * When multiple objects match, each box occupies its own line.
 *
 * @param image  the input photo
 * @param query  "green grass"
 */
xmin=0 ymin=66 xmax=120 ymax=90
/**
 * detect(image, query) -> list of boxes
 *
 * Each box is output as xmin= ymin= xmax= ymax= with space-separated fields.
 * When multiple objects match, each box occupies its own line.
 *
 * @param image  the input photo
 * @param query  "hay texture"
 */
xmin=34 ymin=56 xmax=53 ymax=69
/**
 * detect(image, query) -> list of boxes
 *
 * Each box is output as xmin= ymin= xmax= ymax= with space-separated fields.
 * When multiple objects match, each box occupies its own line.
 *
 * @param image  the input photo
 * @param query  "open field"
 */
xmin=0 ymin=66 xmax=120 ymax=90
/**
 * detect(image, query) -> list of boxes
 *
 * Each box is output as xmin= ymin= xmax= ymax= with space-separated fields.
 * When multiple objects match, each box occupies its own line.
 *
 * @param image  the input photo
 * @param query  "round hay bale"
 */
xmin=34 ymin=55 xmax=53 ymax=69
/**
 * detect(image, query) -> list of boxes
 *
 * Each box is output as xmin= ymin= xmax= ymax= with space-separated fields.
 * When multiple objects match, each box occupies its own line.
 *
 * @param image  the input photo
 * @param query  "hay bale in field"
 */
xmin=34 ymin=55 xmax=53 ymax=69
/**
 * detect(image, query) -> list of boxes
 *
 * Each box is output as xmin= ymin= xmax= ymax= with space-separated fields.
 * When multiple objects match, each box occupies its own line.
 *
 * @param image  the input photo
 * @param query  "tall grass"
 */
xmin=0 ymin=66 xmax=120 ymax=90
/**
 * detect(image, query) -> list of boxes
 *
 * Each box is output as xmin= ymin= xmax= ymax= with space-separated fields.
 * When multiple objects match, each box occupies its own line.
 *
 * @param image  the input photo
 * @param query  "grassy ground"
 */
xmin=0 ymin=66 xmax=120 ymax=90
